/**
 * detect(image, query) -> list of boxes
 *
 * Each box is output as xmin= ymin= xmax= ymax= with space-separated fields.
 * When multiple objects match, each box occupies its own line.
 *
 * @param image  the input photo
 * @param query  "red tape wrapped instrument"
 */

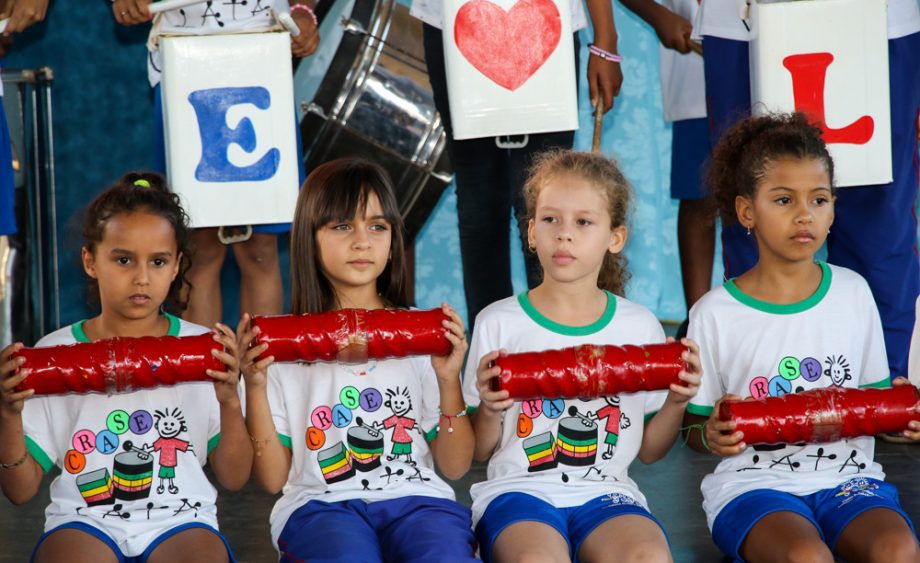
xmin=718 ymin=385 xmax=920 ymax=445
xmin=251 ymin=308 xmax=452 ymax=364
xmin=489 ymin=342 xmax=688 ymax=400
xmin=13 ymin=333 xmax=224 ymax=396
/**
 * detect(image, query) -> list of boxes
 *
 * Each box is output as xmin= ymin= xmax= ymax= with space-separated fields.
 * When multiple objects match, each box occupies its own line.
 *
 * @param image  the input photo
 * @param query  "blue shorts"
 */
xmin=152 ymin=85 xmax=303 ymax=235
xmin=30 ymin=521 xmax=235 ymax=563
xmin=712 ymin=477 xmax=914 ymax=561
xmin=277 ymin=496 xmax=477 ymax=562
xmin=476 ymin=492 xmax=666 ymax=563
xmin=670 ymin=117 xmax=709 ymax=200
xmin=0 ymin=95 xmax=16 ymax=236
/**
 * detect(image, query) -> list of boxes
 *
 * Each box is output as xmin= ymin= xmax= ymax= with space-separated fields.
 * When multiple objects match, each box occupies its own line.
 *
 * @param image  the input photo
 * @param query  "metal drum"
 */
xmin=347 ymin=426 xmax=384 ymax=472
xmin=294 ymin=0 xmax=451 ymax=240
xmin=555 ymin=417 xmax=598 ymax=466
xmin=112 ymin=451 xmax=154 ymax=500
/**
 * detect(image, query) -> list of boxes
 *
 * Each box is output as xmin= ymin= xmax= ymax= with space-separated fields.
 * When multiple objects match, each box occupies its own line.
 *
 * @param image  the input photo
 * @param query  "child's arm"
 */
xmin=619 ymin=0 xmax=694 ymax=53
xmin=471 ymin=350 xmax=514 ymax=462
xmin=239 ymin=315 xmax=292 ymax=494
xmin=206 ymin=323 xmax=253 ymax=491
xmin=682 ymin=396 xmax=746 ymax=456
xmin=112 ymin=0 xmax=152 ymax=26
xmin=0 ymin=343 xmax=44 ymax=505
xmin=584 ymin=0 xmax=623 ymax=113
xmin=428 ymin=304 xmax=474 ymax=480
xmin=2 ymin=0 xmax=50 ymax=35
xmin=638 ymin=337 xmax=702 ymax=463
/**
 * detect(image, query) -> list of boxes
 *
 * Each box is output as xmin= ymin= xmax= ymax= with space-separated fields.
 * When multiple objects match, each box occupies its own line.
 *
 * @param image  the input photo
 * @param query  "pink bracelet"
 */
xmin=588 ymin=44 xmax=623 ymax=63
xmin=289 ymin=3 xmax=318 ymax=28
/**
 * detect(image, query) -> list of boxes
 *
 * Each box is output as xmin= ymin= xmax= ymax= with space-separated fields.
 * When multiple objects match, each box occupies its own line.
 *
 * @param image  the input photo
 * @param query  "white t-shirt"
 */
xmin=694 ymin=0 xmax=920 ymax=41
xmin=686 ymin=263 xmax=890 ymax=529
xmin=463 ymin=292 xmax=668 ymax=525
xmin=22 ymin=315 xmax=224 ymax=557
xmin=660 ymin=0 xmax=706 ymax=122
xmin=410 ymin=0 xmax=588 ymax=32
xmin=266 ymin=355 xmax=456 ymax=546
xmin=148 ymin=0 xmax=284 ymax=86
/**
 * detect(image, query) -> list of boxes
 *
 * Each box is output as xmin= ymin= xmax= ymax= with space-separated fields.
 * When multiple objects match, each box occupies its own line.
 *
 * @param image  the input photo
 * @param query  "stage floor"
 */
xmin=2 ymin=440 xmax=919 ymax=562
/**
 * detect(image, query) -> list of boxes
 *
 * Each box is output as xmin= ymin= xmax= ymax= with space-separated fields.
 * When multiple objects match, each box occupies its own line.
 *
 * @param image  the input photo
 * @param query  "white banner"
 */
xmin=443 ymin=0 xmax=578 ymax=140
xmin=750 ymin=0 xmax=891 ymax=187
xmin=160 ymin=32 xmax=300 ymax=228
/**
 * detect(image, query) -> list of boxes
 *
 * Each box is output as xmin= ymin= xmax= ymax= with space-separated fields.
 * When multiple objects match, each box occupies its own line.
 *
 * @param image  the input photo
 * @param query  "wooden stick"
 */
xmin=689 ymin=40 xmax=703 ymax=56
xmin=592 ymin=102 xmax=604 ymax=153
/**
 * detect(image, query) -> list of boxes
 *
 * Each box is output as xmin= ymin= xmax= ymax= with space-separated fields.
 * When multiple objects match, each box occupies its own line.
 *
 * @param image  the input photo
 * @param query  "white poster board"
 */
xmin=750 ymin=0 xmax=891 ymax=187
xmin=443 ymin=0 xmax=578 ymax=140
xmin=161 ymin=32 xmax=300 ymax=228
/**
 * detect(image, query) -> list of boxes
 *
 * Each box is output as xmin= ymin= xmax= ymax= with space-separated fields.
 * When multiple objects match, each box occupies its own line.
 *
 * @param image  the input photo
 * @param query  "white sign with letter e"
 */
xmin=750 ymin=0 xmax=891 ymax=187
xmin=160 ymin=32 xmax=300 ymax=227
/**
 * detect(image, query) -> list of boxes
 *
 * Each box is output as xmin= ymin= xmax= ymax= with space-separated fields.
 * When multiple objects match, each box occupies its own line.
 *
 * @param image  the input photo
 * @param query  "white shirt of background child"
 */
xmin=693 ymin=0 xmax=920 ymax=41
xmin=660 ymin=0 xmax=706 ymax=122
xmin=462 ymin=292 xmax=667 ymax=525
xmin=687 ymin=263 xmax=889 ymax=530
xmin=265 ymin=355 xmax=456 ymax=547
xmin=22 ymin=317 xmax=223 ymax=557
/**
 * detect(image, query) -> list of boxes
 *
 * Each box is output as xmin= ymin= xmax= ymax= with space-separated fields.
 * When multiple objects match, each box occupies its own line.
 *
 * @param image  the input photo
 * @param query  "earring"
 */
xmin=528 ymin=242 xmax=537 ymax=253
xmin=746 ymin=227 xmax=751 ymax=236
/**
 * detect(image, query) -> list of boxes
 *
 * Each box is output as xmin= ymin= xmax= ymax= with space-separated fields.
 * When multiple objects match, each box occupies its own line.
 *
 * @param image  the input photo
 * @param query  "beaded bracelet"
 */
xmin=289 ymin=3 xmax=318 ymax=28
xmin=437 ymin=407 xmax=468 ymax=433
xmin=0 ymin=450 xmax=28 ymax=470
xmin=588 ymin=43 xmax=623 ymax=63
xmin=250 ymin=435 xmax=276 ymax=457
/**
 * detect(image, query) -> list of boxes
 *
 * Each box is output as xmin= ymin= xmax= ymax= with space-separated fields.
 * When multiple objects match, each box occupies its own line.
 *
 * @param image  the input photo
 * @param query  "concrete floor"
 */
xmin=3 ymin=440 xmax=920 ymax=562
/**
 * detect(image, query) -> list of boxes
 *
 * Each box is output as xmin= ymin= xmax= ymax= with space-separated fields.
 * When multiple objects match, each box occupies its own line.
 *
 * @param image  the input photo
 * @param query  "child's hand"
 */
xmin=891 ymin=377 xmax=920 ymax=441
xmin=666 ymin=337 xmax=702 ymax=405
xmin=430 ymin=303 xmax=467 ymax=383
xmin=0 ymin=343 xmax=33 ymax=415
xmin=1 ymin=0 xmax=49 ymax=36
xmin=476 ymin=350 xmax=513 ymax=415
xmin=705 ymin=395 xmax=746 ymax=456
xmin=208 ymin=323 xmax=242 ymax=406
xmin=651 ymin=10 xmax=693 ymax=54
xmin=237 ymin=314 xmax=275 ymax=390
xmin=112 ymin=0 xmax=152 ymax=26
xmin=290 ymin=5 xmax=319 ymax=58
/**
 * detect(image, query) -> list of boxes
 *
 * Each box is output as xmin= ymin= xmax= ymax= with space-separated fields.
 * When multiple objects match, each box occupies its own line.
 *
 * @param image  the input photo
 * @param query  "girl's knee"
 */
xmin=234 ymin=234 xmax=279 ymax=270
xmin=616 ymin=540 xmax=672 ymax=563
xmin=865 ymin=527 xmax=920 ymax=563
xmin=783 ymin=537 xmax=834 ymax=563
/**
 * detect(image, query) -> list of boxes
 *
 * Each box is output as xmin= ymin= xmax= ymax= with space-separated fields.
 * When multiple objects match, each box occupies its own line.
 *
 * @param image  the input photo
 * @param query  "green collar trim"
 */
xmin=72 ymin=313 xmax=181 ymax=342
xmin=723 ymin=262 xmax=831 ymax=315
xmin=517 ymin=291 xmax=616 ymax=336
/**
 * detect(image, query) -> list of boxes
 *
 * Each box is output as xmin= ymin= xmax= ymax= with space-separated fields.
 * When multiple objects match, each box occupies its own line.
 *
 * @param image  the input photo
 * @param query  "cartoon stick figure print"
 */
xmin=143 ymin=408 xmax=195 ymax=495
xmin=588 ymin=396 xmax=631 ymax=460
xmin=372 ymin=387 xmax=420 ymax=465
xmin=824 ymin=355 xmax=852 ymax=386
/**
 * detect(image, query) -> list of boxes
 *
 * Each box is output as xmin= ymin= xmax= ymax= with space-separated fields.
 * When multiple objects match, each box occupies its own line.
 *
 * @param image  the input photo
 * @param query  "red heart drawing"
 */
xmin=454 ymin=0 xmax=562 ymax=91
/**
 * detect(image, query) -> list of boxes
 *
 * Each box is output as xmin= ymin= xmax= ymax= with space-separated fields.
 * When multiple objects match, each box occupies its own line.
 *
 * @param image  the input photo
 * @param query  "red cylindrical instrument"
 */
xmin=251 ymin=308 xmax=452 ymax=364
xmin=489 ymin=342 xmax=687 ymax=400
xmin=14 ymin=333 xmax=224 ymax=396
xmin=718 ymin=385 xmax=920 ymax=444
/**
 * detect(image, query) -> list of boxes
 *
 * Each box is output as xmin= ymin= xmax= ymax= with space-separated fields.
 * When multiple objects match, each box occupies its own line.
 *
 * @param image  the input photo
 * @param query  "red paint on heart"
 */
xmin=454 ymin=0 xmax=562 ymax=91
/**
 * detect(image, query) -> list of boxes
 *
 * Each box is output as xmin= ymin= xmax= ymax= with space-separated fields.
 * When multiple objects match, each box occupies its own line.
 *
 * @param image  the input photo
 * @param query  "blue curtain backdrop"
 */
xmin=8 ymin=1 xmax=706 ymax=337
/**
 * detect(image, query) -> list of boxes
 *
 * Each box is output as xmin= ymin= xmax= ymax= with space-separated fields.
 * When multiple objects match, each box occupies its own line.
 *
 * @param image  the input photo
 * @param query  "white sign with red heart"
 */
xmin=443 ymin=0 xmax=578 ymax=140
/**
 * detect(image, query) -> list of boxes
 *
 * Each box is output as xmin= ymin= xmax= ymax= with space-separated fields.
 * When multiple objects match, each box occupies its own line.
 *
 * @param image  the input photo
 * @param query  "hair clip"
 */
xmin=134 ymin=179 xmax=152 ymax=188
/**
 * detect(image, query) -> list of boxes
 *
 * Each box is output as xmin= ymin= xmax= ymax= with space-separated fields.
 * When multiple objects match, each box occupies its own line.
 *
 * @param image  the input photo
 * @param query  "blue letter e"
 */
xmin=188 ymin=86 xmax=280 ymax=182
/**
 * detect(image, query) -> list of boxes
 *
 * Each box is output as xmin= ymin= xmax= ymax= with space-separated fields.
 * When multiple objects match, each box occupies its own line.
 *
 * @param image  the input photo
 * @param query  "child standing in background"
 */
xmin=0 ymin=173 xmax=250 ymax=562
xmin=467 ymin=150 xmax=702 ymax=563
xmin=684 ymin=113 xmax=920 ymax=563
xmin=239 ymin=158 xmax=477 ymax=562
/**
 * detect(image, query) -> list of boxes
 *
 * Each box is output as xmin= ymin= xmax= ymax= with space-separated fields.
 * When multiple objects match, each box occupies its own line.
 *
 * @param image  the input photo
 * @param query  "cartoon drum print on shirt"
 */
xmin=349 ymin=417 xmax=385 ymax=471
xmin=318 ymin=442 xmax=355 ymax=484
xmin=76 ymin=468 xmax=116 ymax=506
xmin=523 ymin=431 xmax=557 ymax=472
xmin=555 ymin=407 xmax=598 ymax=466
xmin=112 ymin=446 xmax=154 ymax=501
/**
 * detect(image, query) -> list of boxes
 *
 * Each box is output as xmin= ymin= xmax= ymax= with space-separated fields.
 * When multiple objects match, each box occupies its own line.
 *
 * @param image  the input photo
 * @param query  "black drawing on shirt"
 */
xmin=838 ymin=450 xmax=866 ymax=473
xmin=200 ymin=1 xmax=225 ymax=27
xmin=736 ymin=454 xmax=763 ymax=472
xmin=769 ymin=454 xmax=801 ymax=471
xmin=378 ymin=465 xmax=404 ymax=485
xmin=806 ymin=447 xmax=838 ymax=470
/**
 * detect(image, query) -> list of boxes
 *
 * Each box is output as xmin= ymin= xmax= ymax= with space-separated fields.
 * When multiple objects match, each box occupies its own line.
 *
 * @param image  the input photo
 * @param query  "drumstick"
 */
xmin=567 ymin=406 xmax=595 ymax=427
xmin=689 ymin=40 xmax=703 ymax=56
xmin=148 ymin=0 xmax=206 ymax=14
xmin=354 ymin=417 xmax=382 ymax=437
xmin=122 ymin=440 xmax=151 ymax=460
xmin=592 ymin=101 xmax=604 ymax=153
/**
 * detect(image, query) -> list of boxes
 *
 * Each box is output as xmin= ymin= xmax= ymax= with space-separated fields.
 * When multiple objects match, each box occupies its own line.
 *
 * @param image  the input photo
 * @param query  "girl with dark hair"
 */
xmin=0 ymin=172 xmax=251 ymax=562
xmin=685 ymin=113 xmax=920 ymax=562
xmin=239 ymin=157 xmax=477 ymax=561
xmin=466 ymin=149 xmax=702 ymax=562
